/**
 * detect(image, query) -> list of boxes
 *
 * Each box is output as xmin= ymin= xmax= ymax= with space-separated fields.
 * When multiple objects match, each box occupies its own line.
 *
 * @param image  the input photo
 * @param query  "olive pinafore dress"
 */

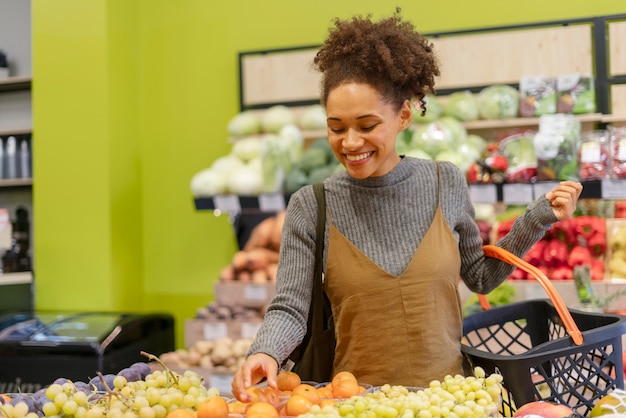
xmin=324 ymin=165 xmax=464 ymax=387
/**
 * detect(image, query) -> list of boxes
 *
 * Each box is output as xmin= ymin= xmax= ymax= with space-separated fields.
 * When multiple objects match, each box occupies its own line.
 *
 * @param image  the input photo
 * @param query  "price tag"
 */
xmin=209 ymin=374 xmax=234 ymax=396
xmin=502 ymin=183 xmax=533 ymax=204
xmin=213 ymin=195 xmax=241 ymax=213
xmin=602 ymin=179 xmax=626 ymax=199
xmin=241 ymin=322 xmax=262 ymax=339
xmin=525 ymin=283 xmax=545 ymax=300
xmin=533 ymin=181 xmax=559 ymax=199
xmin=469 ymin=184 xmax=497 ymax=203
xmin=244 ymin=284 xmax=269 ymax=301
xmin=258 ymin=193 xmax=286 ymax=212
xmin=202 ymin=322 xmax=228 ymax=340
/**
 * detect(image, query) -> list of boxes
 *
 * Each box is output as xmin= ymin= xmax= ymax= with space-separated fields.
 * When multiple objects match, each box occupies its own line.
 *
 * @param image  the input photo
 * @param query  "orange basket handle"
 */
xmin=480 ymin=244 xmax=584 ymax=346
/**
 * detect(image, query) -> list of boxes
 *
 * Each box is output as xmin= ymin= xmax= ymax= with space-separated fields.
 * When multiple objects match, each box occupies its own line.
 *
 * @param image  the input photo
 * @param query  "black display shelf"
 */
xmin=193 ymin=179 xmax=625 ymax=213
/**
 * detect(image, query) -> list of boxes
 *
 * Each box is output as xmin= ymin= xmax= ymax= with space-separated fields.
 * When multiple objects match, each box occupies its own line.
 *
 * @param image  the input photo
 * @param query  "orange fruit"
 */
xmin=166 ymin=409 xmax=196 ymax=418
xmin=333 ymin=379 xmax=361 ymax=398
xmin=197 ymin=397 xmax=229 ymax=418
xmin=277 ymin=371 xmax=301 ymax=392
xmin=228 ymin=401 xmax=248 ymax=415
xmin=331 ymin=371 xmax=358 ymax=387
xmin=316 ymin=385 xmax=333 ymax=399
xmin=320 ymin=399 xmax=337 ymax=408
xmin=292 ymin=383 xmax=321 ymax=405
xmin=245 ymin=401 xmax=279 ymax=418
xmin=286 ymin=395 xmax=314 ymax=416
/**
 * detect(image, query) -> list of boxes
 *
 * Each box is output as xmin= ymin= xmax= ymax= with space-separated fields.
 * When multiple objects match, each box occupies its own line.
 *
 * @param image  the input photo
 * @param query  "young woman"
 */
xmin=231 ymin=10 xmax=582 ymax=399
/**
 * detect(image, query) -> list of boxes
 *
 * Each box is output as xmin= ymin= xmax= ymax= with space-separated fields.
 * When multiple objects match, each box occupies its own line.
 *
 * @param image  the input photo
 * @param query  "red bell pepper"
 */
xmin=551 ymin=218 xmax=577 ymax=247
xmin=587 ymin=232 xmax=607 ymax=258
xmin=567 ymin=245 xmax=592 ymax=268
xmin=551 ymin=266 xmax=573 ymax=281
xmin=542 ymin=239 xmax=568 ymax=268
xmin=509 ymin=267 xmax=527 ymax=280
xmin=523 ymin=240 xmax=547 ymax=266
xmin=575 ymin=216 xmax=604 ymax=240
xmin=591 ymin=258 xmax=605 ymax=281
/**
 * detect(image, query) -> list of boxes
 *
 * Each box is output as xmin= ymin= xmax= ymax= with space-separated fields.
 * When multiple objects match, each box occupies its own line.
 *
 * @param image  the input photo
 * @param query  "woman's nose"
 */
xmin=343 ymin=128 xmax=363 ymax=149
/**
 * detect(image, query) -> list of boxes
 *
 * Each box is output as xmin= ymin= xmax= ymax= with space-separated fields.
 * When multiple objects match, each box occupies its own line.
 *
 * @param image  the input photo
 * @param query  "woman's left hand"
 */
xmin=545 ymin=181 xmax=583 ymax=220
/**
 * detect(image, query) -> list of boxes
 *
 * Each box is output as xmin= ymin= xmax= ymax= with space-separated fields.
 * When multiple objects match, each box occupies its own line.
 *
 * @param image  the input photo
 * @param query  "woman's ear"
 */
xmin=399 ymin=99 xmax=412 ymax=130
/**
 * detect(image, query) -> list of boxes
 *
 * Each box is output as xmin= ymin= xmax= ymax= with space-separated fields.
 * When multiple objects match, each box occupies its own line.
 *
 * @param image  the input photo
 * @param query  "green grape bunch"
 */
xmin=0 ymin=352 xmax=221 ymax=418
xmin=298 ymin=367 xmax=504 ymax=418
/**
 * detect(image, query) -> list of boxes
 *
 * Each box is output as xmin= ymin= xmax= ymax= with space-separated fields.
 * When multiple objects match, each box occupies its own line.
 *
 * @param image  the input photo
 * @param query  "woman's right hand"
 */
xmin=231 ymin=353 xmax=279 ymax=402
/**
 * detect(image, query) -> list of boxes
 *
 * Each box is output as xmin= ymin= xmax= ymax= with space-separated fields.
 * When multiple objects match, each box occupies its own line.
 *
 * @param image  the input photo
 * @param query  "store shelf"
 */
xmin=194 ymin=179 xmax=626 ymax=213
xmin=0 ymin=178 xmax=32 ymax=188
xmin=0 ymin=271 xmax=33 ymax=286
xmin=0 ymin=76 xmax=31 ymax=93
xmin=0 ymin=128 xmax=32 ymax=137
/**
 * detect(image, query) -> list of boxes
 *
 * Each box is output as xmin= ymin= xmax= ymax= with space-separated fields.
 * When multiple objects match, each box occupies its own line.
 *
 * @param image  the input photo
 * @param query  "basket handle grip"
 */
xmin=481 ymin=244 xmax=584 ymax=346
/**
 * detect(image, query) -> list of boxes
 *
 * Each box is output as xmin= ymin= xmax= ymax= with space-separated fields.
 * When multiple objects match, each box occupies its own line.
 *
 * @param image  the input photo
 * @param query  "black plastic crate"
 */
xmin=0 ymin=311 xmax=175 ymax=393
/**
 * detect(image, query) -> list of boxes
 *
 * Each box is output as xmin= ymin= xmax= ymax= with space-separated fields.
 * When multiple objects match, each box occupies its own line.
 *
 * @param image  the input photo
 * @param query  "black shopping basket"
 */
xmin=462 ymin=245 xmax=626 ymax=417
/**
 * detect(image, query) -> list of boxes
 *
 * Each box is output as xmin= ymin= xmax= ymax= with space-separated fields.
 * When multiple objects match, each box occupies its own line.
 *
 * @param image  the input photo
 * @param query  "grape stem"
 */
xmin=140 ymin=350 xmax=179 ymax=387
xmin=95 ymin=371 xmax=132 ymax=409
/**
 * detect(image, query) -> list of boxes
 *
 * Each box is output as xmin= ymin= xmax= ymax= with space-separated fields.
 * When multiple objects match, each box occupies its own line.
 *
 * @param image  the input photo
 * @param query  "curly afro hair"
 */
xmin=313 ymin=9 xmax=440 ymax=115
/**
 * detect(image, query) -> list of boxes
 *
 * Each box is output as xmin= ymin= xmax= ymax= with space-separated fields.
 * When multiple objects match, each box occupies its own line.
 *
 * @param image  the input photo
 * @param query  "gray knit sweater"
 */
xmin=248 ymin=156 xmax=557 ymax=366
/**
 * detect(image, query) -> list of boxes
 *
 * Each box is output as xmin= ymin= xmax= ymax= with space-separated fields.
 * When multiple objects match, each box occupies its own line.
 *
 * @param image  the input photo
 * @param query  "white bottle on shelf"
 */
xmin=19 ymin=139 xmax=30 ymax=179
xmin=5 ymin=136 xmax=16 ymax=179
xmin=0 ymin=138 xmax=4 ymax=179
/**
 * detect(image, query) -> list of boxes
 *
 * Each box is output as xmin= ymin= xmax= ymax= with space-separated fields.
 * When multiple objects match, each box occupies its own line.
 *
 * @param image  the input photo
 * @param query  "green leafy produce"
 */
xmin=308 ymin=164 xmax=338 ymax=184
xmin=463 ymin=281 xmax=517 ymax=317
xmin=227 ymin=111 xmax=262 ymax=136
xmin=476 ymin=85 xmax=520 ymax=119
xmin=412 ymin=94 xmax=443 ymax=124
xmin=443 ymin=90 xmax=479 ymax=122
xmin=410 ymin=120 xmax=458 ymax=158
xmin=297 ymin=147 xmax=329 ymax=174
xmin=283 ymin=167 xmax=309 ymax=193
xmin=299 ymin=104 xmax=327 ymax=130
xmin=261 ymin=105 xmax=296 ymax=133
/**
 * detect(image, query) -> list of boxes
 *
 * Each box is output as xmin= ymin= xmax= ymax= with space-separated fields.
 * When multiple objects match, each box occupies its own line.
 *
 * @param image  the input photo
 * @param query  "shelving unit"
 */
xmin=0 ymin=75 xmax=34 ymax=307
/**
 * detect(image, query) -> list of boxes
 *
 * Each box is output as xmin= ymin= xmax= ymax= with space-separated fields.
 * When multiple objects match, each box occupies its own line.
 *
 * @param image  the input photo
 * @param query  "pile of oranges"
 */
xmin=165 ymin=370 xmax=365 ymax=418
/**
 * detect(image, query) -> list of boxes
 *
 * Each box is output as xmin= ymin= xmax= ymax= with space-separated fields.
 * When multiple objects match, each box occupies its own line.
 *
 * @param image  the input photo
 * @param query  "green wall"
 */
xmin=31 ymin=0 xmax=626 ymax=348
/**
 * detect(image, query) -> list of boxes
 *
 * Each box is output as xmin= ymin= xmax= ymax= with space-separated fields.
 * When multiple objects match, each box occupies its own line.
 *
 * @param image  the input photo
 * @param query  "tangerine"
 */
xmin=276 ymin=371 xmax=301 ymax=392
xmin=197 ymin=397 xmax=229 ymax=418
xmin=292 ymin=383 xmax=321 ymax=405
xmin=245 ymin=401 xmax=279 ymax=418
xmin=286 ymin=395 xmax=314 ymax=416
xmin=166 ymin=408 xmax=196 ymax=418
xmin=332 ymin=378 xmax=361 ymax=398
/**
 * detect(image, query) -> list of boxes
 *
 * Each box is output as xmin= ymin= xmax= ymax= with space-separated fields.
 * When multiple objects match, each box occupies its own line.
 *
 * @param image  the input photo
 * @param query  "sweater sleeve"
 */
xmin=440 ymin=162 xmax=558 ymax=294
xmin=245 ymin=185 xmax=319 ymax=366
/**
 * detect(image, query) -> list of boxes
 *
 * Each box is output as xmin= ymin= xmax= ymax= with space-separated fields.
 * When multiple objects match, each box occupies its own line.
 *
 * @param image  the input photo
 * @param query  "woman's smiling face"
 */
xmin=325 ymin=82 xmax=412 ymax=179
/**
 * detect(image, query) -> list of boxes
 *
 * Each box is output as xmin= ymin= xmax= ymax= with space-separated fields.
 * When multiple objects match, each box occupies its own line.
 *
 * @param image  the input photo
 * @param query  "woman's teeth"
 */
xmin=346 ymin=152 xmax=372 ymax=162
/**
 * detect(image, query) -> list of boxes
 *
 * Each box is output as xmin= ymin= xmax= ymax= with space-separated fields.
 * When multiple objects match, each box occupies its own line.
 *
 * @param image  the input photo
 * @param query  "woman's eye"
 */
xmin=362 ymin=125 xmax=376 ymax=131
xmin=329 ymin=127 xmax=345 ymax=133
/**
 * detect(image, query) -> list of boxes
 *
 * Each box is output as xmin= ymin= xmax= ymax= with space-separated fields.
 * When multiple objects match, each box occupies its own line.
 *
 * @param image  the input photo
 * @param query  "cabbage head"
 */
xmin=443 ymin=91 xmax=479 ymax=122
xmin=299 ymin=104 xmax=327 ymax=130
xmin=412 ymin=95 xmax=443 ymax=124
xmin=437 ymin=116 xmax=468 ymax=143
xmin=477 ymin=85 xmax=520 ymax=119
xmin=261 ymin=105 xmax=296 ymax=133
xmin=410 ymin=121 xmax=457 ymax=158
xmin=227 ymin=111 xmax=262 ymax=136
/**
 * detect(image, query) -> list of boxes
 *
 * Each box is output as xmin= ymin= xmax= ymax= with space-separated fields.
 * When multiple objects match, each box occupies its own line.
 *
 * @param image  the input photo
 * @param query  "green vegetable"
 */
xmin=476 ymin=85 xmax=520 ymax=119
xmin=227 ymin=111 xmax=262 ymax=136
xmin=283 ymin=167 xmax=309 ymax=193
xmin=412 ymin=95 xmax=442 ymax=124
xmin=308 ymin=164 xmax=338 ymax=184
xmin=261 ymin=105 xmax=296 ymax=133
xmin=443 ymin=91 xmax=479 ymax=122
xmin=297 ymin=147 xmax=329 ymax=174
xmin=299 ymin=104 xmax=327 ymax=130
xmin=462 ymin=281 xmax=517 ymax=317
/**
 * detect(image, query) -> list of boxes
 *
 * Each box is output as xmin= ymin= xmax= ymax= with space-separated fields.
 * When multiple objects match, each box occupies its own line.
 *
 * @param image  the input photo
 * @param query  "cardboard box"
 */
xmin=184 ymin=318 xmax=262 ymax=347
xmin=214 ymin=282 xmax=276 ymax=308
